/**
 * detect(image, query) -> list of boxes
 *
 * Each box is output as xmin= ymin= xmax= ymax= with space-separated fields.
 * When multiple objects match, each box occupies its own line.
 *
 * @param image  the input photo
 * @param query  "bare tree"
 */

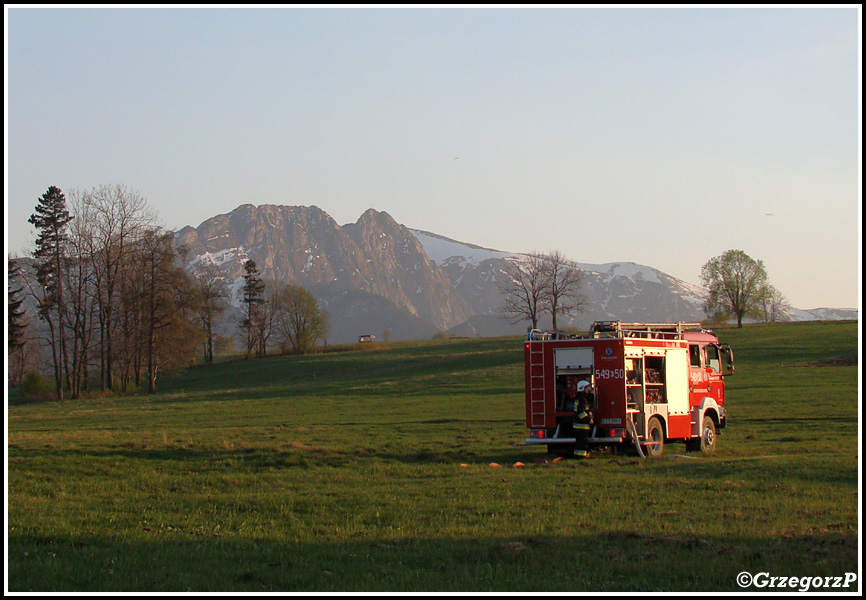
xmin=544 ymin=250 xmax=586 ymax=332
xmin=254 ymin=285 xmax=280 ymax=358
xmin=498 ymin=252 xmax=552 ymax=331
xmin=79 ymin=184 xmax=156 ymax=389
xmin=498 ymin=250 xmax=586 ymax=331
xmin=757 ymin=284 xmax=789 ymax=323
xmin=62 ymin=194 xmax=101 ymax=397
xmin=190 ymin=263 xmax=229 ymax=364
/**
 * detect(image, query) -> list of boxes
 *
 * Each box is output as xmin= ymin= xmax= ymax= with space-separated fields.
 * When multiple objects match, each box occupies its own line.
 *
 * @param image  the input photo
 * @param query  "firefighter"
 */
xmin=573 ymin=379 xmax=594 ymax=458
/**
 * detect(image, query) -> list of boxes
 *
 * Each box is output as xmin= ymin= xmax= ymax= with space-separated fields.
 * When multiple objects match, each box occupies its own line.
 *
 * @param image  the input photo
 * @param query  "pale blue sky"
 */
xmin=5 ymin=6 xmax=861 ymax=309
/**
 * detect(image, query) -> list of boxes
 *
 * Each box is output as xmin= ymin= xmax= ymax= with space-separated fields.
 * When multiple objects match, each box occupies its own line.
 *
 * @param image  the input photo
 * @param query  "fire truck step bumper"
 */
xmin=522 ymin=436 xmax=625 ymax=446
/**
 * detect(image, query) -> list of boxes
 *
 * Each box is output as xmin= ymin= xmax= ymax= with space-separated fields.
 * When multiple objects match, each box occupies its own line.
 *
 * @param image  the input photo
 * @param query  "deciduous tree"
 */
xmin=498 ymin=250 xmax=586 ymax=331
xmin=700 ymin=249 xmax=769 ymax=328
xmin=79 ymin=184 xmax=156 ymax=390
xmin=498 ymin=252 xmax=551 ymax=331
xmin=544 ymin=250 xmax=586 ymax=332
xmin=273 ymin=282 xmax=328 ymax=355
xmin=136 ymin=228 xmax=198 ymax=392
xmin=756 ymin=283 xmax=789 ymax=323
xmin=191 ymin=263 xmax=228 ymax=364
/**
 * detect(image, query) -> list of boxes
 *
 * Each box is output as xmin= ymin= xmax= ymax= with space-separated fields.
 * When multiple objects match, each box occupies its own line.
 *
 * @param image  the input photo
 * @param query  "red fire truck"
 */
xmin=523 ymin=321 xmax=734 ymax=457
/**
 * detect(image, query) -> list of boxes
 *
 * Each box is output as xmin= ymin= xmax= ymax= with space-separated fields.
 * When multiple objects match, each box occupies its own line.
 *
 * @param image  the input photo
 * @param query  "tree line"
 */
xmin=497 ymin=248 xmax=787 ymax=332
xmin=8 ymin=185 xmax=785 ymax=396
xmin=8 ymin=185 xmax=328 ymax=399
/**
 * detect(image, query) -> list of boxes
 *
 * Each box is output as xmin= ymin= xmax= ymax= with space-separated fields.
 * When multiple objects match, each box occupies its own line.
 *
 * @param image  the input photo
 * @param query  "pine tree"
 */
xmin=28 ymin=186 xmax=74 ymax=399
xmin=240 ymin=259 xmax=265 ymax=355
xmin=8 ymin=257 xmax=27 ymax=350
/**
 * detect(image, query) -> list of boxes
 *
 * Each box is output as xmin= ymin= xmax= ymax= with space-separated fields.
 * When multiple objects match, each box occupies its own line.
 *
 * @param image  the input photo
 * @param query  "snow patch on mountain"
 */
xmin=586 ymin=262 xmax=662 ymax=285
xmin=189 ymin=246 xmax=246 ymax=268
xmin=783 ymin=306 xmax=859 ymax=321
xmin=409 ymin=229 xmax=513 ymax=266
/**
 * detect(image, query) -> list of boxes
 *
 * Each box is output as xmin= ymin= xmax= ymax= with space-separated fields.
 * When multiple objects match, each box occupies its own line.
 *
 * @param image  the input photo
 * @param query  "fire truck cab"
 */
xmin=523 ymin=321 xmax=734 ymax=457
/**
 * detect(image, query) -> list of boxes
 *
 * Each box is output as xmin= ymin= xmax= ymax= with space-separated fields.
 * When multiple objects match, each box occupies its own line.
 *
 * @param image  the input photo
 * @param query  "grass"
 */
xmin=6 ymin=321 xmax=860 ymax=592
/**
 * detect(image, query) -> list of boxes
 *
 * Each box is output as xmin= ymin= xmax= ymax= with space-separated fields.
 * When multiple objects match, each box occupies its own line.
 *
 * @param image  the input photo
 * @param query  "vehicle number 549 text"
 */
xmin=595 ymin=369 xmax=624 ymax=380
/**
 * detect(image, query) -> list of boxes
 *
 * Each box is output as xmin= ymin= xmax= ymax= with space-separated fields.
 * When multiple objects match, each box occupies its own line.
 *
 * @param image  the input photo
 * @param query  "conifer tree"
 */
xmin=8 ymin=257 xmax=27 ymax=350
xmin=241 ymin=259 xmax=265 ymax=355
xmin=28 ymin=186 xmax=73 ymax=399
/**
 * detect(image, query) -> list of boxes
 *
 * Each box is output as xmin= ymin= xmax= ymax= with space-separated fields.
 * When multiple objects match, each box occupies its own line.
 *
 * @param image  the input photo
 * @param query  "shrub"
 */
xmin=20 ymin=371 xmax=54 ymax=401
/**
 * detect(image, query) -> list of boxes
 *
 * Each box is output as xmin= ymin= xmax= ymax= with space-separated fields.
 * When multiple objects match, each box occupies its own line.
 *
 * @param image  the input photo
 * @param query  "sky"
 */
xmin=5 ymin=6 xmax=861 ymax=310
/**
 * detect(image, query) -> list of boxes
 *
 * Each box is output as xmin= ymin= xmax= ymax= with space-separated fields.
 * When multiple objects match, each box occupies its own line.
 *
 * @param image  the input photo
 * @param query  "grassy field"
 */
xmin=6 ymin=321 xmax=860 ymax=592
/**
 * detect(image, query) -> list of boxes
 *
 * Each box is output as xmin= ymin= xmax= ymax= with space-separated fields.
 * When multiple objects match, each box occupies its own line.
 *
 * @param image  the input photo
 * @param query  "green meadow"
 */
xmin=6 ymin=321 xmax=860 ymax=592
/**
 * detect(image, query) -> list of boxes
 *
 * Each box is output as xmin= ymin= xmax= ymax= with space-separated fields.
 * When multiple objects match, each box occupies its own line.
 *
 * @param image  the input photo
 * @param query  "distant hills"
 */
xmin=174 ymin=204 xmax=858 ymax=344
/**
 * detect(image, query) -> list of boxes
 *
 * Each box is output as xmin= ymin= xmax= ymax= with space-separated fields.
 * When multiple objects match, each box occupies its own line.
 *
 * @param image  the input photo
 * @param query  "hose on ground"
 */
xmin=626 ymin=413 xmax=646 ymax=459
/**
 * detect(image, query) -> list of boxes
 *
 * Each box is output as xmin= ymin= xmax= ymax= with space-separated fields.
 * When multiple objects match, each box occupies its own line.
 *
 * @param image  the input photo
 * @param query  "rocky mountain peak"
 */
xmin=175 ymin=203 xmax=857 ymax=345
xmin=176 ymin=204 xmax=471 ymax=339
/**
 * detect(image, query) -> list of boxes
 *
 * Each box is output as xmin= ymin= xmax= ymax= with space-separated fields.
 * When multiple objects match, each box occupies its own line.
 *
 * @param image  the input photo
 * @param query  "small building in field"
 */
xmin=358 ymin=334 xmax=376 ymax=343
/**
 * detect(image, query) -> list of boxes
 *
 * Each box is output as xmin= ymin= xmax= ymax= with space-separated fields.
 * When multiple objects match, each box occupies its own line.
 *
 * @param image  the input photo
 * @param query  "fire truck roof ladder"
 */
xmin=591 ymin=321 xmax=703 ymax=340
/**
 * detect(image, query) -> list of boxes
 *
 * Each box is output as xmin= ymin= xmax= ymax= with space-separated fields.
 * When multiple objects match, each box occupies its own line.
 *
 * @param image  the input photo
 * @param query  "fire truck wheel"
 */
xmin=699 ymin=415 xmax=717 ymax=453
xmin=645 ymin=418 xmax=664 ymax=458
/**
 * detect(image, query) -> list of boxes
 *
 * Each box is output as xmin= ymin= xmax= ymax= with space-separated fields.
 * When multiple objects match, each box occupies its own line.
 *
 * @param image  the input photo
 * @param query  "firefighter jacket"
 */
xmin=573 ymin=394 xmax=594 ymax=429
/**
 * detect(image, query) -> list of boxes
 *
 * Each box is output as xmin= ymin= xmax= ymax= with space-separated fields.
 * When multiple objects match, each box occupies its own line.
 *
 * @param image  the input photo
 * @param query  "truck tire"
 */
xmin=645 ymin=418 xmax=664 ymax=458
xmin=699 ymin=415 xmax=716 ymax=454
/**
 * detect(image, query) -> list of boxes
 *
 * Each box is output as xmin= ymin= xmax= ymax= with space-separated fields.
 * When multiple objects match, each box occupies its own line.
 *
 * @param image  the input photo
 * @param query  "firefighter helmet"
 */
xmin=577 ymin=380 xmax=591 ymax=392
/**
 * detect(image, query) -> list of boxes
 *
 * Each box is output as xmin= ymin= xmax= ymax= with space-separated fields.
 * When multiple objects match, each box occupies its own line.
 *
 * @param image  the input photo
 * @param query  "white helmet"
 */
xmin=576 ymin=380 xmax=591 ymax=393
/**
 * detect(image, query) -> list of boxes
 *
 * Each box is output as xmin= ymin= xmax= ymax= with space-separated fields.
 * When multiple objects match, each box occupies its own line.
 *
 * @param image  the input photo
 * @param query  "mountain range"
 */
xmin=173 ymin=204 xmax=858 ymax=345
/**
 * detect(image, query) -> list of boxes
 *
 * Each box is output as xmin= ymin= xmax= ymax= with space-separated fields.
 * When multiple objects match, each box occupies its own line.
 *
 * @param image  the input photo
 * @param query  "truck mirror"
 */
xmin=720 ymin=345 xmax=735 ymax=375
